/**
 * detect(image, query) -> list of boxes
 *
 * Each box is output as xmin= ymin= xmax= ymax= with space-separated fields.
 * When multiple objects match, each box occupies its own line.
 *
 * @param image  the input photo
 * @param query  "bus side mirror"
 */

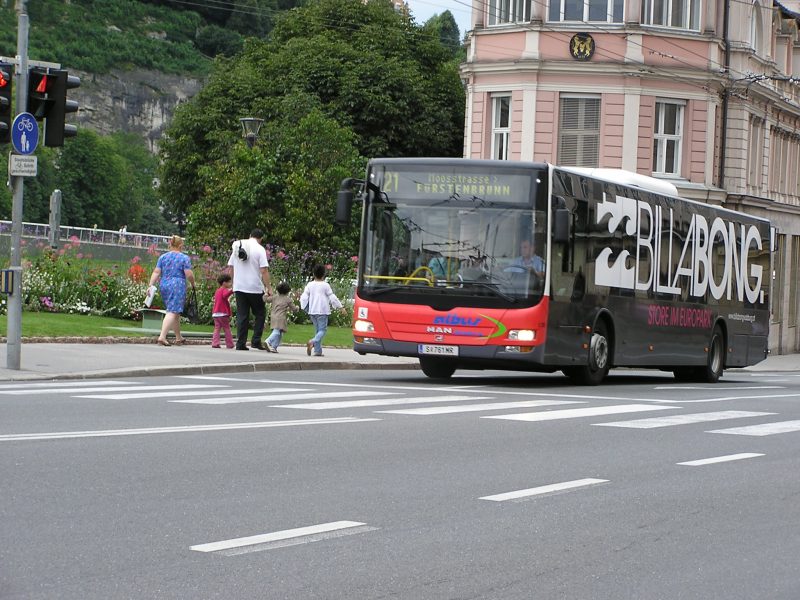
xmin=336 ymin=189 xmax=354 ymax=227
xmin=553 ymin=208 xmax=570 ymax=243
xmin=336 ymin=177 xmax=360 ymax=227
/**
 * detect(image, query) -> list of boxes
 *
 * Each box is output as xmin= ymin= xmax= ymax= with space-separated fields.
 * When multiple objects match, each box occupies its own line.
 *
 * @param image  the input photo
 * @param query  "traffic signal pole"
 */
xmin=7 ymin=0 xmax=29 ymax=370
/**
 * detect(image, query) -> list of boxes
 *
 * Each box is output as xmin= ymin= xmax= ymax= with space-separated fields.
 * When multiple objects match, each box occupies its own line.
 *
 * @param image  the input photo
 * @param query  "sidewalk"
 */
xmin=0 ymin=340 xmax=420 ymax=381
xmin=0 ymin=339 xmax=797 ymax=382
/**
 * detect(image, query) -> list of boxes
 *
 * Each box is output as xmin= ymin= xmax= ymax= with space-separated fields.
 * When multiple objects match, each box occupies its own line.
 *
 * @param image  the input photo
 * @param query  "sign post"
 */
xmin=6 ymin=1 xmax=29 ymax=370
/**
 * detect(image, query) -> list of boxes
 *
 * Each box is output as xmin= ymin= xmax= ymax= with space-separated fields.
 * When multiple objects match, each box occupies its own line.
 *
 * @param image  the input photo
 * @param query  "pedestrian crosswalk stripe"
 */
xmin=482 ymin=404 xmax=677 ymax=422
xmin=190 ymin=521 xmax=378 ymax=555
xmin=479 ymin=478 xmax=608 ymax=502
xmin=708 ymin=420 xmax=800 ymax=436
xmin=172 ymin=390 xmax=396 ymax=405
xmin=77 ymin=387 xmax=310 ymax=400
xmin=0 ymin=380 xmax=131 ymax=390
xmin=677 ymin=453 xmax=764 ymax=466
xmin=593 ymin=411 xmax=774 ymax=429
xmin=179 ymin=375 xmax=652 ymax=400
xmin=376 ymin=399 xmax=583 ymax=415
xmin=1 ymin=384 xmax=227 ymax=395
xmin=654 ymin=386 xmax=784 ymax=391
xmin=273 ymin=395 xmax=492 ymax=410
xmin=0 ymin=417 xmax=381 ymax=442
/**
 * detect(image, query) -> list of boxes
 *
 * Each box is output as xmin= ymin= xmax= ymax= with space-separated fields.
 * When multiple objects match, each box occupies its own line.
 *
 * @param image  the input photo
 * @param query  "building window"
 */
xmin=747 ymin=116 xmax=764 ymax=188
xmin=558 ymin=95 xmax=600 ymax=167
xmin=652 ymin=100 xmax=683 ymax=176
xmin=769 ymin=128 xmax=790 ymax=193
xmin=750 ymin=2 xmax=763 ymax=54
xmin=641 ymin=0 xmax=700 ymax=30
xmin=548 ymin=0 xmax=623 ymax=22
xmin=488 ymin=0 xmax=530 ymax=25
xmin=492 ymin=95 xmax=511 ymax=160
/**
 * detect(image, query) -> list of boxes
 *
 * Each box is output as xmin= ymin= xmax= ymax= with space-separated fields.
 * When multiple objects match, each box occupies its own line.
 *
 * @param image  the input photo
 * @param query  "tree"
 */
xmin=422 ymin=11 xmax=462 ymax=57
xmin=188 ymin=106 xmax=363 ymax=252
xmin=159 ymin=0 xmax=465 ymax=240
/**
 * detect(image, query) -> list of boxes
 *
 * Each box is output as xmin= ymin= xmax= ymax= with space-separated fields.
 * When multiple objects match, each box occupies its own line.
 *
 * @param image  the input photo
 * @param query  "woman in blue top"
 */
xmin=148 ymin=235 xmax=196 ymax=346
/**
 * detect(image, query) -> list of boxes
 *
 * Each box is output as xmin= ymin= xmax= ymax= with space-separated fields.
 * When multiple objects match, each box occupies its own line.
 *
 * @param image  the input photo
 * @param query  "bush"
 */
xmin=12 ymin=237 xmax=357 ymax=328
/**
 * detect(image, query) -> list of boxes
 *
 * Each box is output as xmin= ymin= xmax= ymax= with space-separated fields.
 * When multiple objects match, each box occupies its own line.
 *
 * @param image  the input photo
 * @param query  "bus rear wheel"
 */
xmin=700 ymin=325 xmax=725 ymax=383
xmin=419 ymin=357 xmax=456 ymax=379
xmin=563 ymin=321 xmax=611 ymax=386
xmin=672 ymin=325 xmax=725 ymax=383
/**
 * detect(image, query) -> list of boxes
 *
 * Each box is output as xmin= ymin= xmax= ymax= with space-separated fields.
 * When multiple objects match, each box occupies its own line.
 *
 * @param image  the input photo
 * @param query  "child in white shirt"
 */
xmin=300 ymin=264 xmax=343 ymax=357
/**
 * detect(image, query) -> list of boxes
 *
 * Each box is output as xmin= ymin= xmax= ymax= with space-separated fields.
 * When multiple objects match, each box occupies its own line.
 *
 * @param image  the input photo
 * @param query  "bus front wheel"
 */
xmin=563 ymin=321 xmax=611 ymax=386
xmin=419 ymin=357 xmax=456 ymax=379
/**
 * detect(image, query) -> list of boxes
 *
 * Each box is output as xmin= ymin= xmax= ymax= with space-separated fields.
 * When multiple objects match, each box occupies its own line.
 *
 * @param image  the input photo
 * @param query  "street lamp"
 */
xmin=240 ymin=117 xmax=264 ymax=148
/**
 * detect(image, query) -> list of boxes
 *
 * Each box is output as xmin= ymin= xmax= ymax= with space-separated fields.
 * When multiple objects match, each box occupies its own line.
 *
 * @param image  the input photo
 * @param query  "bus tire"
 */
xmin=699 ymin=325 xmax=725 ymax=383
xmin=419 ymin=357 xmax=456 ymax=379
xmin=564 ymin=320 xmax=611 ymax=386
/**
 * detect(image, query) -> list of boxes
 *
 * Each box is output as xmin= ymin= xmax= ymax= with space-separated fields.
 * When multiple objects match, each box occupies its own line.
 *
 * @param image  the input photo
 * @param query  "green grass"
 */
xmin=0 ymin=312 xmax=355 ymax=347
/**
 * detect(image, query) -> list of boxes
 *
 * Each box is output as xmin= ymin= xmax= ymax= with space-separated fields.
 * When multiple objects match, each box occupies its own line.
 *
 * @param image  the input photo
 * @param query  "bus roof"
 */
xmin=556 ymin=166 xmax=679 ymax=196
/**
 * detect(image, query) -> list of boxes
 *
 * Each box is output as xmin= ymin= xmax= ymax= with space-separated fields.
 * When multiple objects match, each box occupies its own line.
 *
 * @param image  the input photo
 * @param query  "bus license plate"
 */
xmin=418 ymin=344 xmax=458 ymax=356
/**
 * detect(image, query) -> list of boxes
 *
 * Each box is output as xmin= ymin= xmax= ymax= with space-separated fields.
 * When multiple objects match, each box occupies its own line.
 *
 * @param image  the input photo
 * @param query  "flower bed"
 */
xmin=8 ymin=237 xmax=356 ymax=328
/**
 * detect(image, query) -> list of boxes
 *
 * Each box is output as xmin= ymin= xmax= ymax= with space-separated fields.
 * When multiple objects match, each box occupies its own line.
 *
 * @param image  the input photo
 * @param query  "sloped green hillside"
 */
xmin=0 ymin=0 xmax=283 ymax=75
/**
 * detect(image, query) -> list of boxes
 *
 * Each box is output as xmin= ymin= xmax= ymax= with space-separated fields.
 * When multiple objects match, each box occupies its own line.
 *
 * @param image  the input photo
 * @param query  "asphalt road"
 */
xmin=2 ymin=369 xmax=799 ymax=599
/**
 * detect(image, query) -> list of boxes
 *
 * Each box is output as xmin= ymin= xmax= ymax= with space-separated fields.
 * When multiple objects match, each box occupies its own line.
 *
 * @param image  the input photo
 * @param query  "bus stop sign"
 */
xmin=11 ymin=112 xmax=38 ymax=155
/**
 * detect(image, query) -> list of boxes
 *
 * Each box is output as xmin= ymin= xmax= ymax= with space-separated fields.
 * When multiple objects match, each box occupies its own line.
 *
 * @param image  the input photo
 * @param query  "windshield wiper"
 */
xmin=458 ymin=281 xmax=516 ymax=302
xmin=364 ymin=285 xmax=405 ymax=297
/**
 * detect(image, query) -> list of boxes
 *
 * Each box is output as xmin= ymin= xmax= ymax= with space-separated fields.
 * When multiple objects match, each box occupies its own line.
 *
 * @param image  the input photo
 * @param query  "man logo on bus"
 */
xmin=594 ymin=193 xmax=764 ymax=305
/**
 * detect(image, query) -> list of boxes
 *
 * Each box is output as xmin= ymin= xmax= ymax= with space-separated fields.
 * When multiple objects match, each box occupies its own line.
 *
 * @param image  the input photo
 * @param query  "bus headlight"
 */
xmin=508 ymin=329 xmax=535 ymax=341
xmin=354 ymin=319 xmax=375 ymax=333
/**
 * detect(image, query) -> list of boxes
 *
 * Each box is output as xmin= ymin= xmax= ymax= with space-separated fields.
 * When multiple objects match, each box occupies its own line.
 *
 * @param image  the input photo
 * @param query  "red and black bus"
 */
xmin=336 ymin=158 xmax=771 ymax=384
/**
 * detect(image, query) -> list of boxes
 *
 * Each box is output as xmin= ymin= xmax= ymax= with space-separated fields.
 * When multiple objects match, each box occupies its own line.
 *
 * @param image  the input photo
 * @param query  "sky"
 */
xmin=406 ymin=0 xmax=473 ymax=37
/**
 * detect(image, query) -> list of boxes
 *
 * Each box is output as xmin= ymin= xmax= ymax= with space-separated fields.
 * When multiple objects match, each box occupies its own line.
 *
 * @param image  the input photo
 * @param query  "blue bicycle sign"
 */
xmin=11 ymin=112 xmax=39 ymax=155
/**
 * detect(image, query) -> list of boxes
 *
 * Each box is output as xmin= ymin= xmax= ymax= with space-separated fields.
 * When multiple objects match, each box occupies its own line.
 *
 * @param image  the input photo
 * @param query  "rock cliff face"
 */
xmin=72 ymin=68 xmax=205 ymax=153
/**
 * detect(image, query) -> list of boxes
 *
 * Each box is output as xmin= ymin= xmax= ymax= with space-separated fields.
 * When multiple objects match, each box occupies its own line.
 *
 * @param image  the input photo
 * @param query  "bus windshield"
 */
xmin=359 ymin=163 xmax=548 ymax=306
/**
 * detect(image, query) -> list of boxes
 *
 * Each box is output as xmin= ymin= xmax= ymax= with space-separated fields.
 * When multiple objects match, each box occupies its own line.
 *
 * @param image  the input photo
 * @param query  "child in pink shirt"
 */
xmin=211 ymin=273 xmax=234 ymax=348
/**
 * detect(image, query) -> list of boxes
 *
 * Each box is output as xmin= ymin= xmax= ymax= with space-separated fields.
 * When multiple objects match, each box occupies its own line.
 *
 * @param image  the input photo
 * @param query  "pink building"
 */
xmin=461 ymin=0 xmax=800 ymax=354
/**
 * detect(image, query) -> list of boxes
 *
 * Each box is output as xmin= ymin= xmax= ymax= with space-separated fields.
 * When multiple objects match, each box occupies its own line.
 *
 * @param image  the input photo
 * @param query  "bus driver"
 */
xmin=505 ymin=239 xmax=544 ymax=279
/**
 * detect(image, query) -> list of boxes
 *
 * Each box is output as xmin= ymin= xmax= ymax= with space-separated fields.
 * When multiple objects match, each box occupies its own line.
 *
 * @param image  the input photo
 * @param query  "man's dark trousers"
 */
xmin=235 ymin=291 xmax=266 ymax=349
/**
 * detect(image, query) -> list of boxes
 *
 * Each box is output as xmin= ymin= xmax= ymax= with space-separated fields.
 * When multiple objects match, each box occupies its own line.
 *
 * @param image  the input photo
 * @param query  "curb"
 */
xmin=0 ymin=360 xmax=420 ymax=382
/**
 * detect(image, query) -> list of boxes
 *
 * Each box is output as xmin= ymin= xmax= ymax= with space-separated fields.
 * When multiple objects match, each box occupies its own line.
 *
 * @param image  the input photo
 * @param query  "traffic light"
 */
xmin=27 ymin=67 xmax=80 ymax=147
xmin=27 ymin=67 xmax=50 ymax=119
xmin=0 ymin=62 xmax=12 ymax=144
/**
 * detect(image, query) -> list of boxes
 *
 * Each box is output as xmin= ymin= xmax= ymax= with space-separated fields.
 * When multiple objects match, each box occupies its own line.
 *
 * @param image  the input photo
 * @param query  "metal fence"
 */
xmin=0 ymin=221 xmax=172 ymax=251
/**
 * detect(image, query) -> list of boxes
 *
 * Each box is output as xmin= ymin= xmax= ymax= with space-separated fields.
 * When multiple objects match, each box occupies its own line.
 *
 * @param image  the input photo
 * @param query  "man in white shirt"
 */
xmin=227 ymin=228 xmax=272 ymax=350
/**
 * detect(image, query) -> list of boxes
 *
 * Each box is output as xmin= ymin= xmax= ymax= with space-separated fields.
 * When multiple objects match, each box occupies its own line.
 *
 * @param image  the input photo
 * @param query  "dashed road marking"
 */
xmin=677 ymin=453 xmax=764 ymax=466
xmin=190 ymin=521 xmax=377 ymax=555
xmin=480 ymin=478 xmax=608 ymax=502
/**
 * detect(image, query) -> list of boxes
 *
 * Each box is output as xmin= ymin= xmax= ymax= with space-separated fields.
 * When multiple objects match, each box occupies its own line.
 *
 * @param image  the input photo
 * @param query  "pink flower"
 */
xmin=202 ymin=245 xmax=212 ymax=253
xmin=277 ymin=250 xmax=286 ymax=259
xmin=350 ymin=256 xmax=358 ymax=262
xmin=325 ymin=264 xmax=333 ymax=270
xmin=131 ymin=256 xmax=141 ymax=264
xmin=69 ymin=236 xmax=80 ymax=245
xmin=76 ymin=253 xmax=83 ymax=259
